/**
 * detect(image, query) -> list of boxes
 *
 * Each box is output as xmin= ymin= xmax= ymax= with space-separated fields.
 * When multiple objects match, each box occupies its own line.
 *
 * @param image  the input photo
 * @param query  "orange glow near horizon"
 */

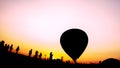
xmin=0 ymin=0 xmax=120 ymax=64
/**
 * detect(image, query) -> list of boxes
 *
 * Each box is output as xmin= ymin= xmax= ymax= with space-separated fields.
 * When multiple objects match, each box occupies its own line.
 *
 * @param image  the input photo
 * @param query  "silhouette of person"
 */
xmin=4 ymin=44 xmax=7 ymax=47
xmin=0 ymin=40 xmax=5 ymax=45
xmin=7 ymin=44 xmax=10 ymax=51
xmin=29 ymin=49 xmax=32 ymax=57
xmin=4 ymin=44 xmax=7 ymax=50
xmin=39 ymin=52 xmax=42 ymax=60
xmin=10 ymin=44 xmax=13 ymax=52
xmin=16 ymin=46 xmax=20 ymax=54
xmin=4 ymin=44 xmax=9 ymax=52
xmin=99 ymin=61 xmax=102 ymax=64
xmin=49 ymin=52 xmax=53 ymax=60
xmin=34 ymin=50 xmax=38 ymax=58
xmin=0 ymin=40 xmax=5 ymax=49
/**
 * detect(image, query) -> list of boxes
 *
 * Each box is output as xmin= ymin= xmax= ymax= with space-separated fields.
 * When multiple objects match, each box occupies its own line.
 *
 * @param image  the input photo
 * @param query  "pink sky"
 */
xmin=0 ymin=0 xmax=120 ymax=63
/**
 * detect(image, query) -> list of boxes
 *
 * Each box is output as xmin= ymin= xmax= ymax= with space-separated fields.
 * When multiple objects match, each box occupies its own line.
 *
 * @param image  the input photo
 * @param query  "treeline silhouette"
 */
xmin=0 ymin=40 xmax=120 ymax=67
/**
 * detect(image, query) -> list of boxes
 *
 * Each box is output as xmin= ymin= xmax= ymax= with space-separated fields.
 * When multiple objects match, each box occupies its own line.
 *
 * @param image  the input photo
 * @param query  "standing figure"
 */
xmin=16 ymin=46 xmax=20 ymax=54
xmin=29 ymin=49 xmax=32 ymax=57
xmin=10 ymin=44 xmax=13 ymax=52
xmin=34 ymin=50 xmax=38 ymax=58
xmin=39 ymin=52 xmax=42 ymax=60
xmin=0 ymin=40 xmax=5 ymax=50
xmin=49 ymin=52 xmax=53 ymax=60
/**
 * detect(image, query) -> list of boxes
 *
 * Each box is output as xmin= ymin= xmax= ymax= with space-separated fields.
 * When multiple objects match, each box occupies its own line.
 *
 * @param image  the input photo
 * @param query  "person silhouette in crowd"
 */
xmin=4 ymin=44 xmax=9 ymax=52
xmin=29 ymin=49 xmax=32 ymax=57
xmin=7 ymin=44 xmax=10 ymax=51
xmin=0 ymin=40 xmax=5 ymax=47
xmin=4 ymin=44 xmax=7 ymax=51
xmin=49 ymin=52 xmax=53 ymax=60
xmin=0 ymin=40 xmax=5 ymax=51
xmin=34 ymin=50 xmax=38 ymax=58
xmin=10 ymin=44 xmax=13 ymax=53
xmin=39 ymin=52 xmax=42 ymax=60
xmin=16 ymin=46 xmax=20 ymax=54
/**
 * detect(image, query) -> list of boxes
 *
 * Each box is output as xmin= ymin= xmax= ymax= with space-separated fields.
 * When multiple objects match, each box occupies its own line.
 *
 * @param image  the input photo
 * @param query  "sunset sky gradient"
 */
xmin=0 ymin=0 xmax=120 ymax=64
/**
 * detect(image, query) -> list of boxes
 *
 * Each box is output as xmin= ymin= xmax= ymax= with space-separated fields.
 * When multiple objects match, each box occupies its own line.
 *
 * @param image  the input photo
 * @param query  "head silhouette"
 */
xmin=60 ymin=28 xmax=88 ymax=62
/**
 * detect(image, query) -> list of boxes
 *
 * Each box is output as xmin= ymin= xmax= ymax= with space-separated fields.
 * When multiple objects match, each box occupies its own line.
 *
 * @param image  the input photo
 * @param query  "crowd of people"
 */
xmin=0 ymin=40 xmax=120 ymax=66
xmin=0 ymin=40 xmax=69 ymax=65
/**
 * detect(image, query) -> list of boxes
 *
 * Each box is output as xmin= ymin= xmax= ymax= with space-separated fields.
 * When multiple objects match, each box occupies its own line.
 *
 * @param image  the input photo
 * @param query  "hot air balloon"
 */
xmin=60 ymin=28 xmax=88 ymax=62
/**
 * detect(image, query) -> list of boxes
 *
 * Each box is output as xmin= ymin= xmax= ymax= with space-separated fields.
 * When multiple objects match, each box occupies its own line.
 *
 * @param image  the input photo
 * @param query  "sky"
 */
xmin=0 ymin=0 xmax=120 ymax=64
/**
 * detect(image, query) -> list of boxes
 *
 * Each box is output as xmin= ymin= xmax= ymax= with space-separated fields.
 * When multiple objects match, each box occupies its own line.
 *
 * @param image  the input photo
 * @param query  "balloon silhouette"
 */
xmin=60 ymin=28 xmax=88 ymax=62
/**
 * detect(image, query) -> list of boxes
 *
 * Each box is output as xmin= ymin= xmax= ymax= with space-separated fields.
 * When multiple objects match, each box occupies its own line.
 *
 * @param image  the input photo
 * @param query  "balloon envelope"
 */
xmin=60 ymin=28 xmax=88 ymax=62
